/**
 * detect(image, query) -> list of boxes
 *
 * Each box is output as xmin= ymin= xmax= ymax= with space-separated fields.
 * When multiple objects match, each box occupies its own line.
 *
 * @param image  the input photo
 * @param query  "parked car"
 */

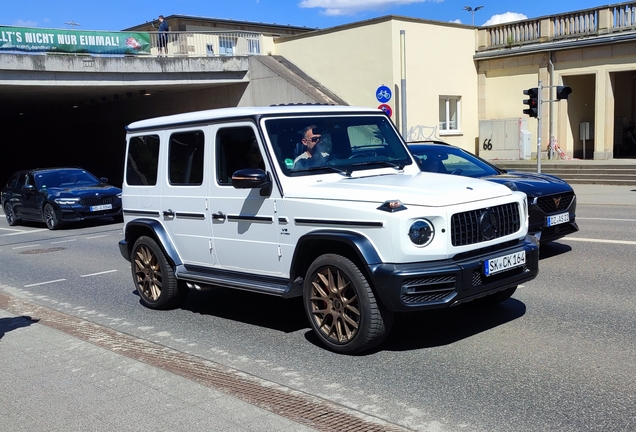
xmin=119 ymin=105 xmax=539 ymax=354
xmin=1 ymin=167 xmax=122 ymax=230
xmin=408 ymin=141 xmax=579 ymax=243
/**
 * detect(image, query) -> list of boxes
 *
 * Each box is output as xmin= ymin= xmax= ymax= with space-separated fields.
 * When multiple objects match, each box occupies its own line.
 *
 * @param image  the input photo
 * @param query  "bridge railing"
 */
xmin=478 ymin=1 xmax=636 ymax=51
xmin=147 ymin=31 xmax=269 ymax=57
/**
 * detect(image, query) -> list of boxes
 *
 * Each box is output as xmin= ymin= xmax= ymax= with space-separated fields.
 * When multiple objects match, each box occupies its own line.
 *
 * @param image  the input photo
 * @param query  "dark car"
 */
xmin=408 ymin=141 xmax=579 ymax=243
xmin=1 ymin=167 xmax=122 ymax=230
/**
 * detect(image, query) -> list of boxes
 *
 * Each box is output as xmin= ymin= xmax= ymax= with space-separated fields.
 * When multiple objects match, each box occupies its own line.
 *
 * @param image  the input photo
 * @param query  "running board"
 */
xmin=175 ymin=265 xmax=302 ymax=298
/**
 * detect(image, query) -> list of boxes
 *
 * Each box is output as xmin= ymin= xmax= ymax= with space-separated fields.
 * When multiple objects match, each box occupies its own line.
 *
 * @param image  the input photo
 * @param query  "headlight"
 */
xmin=408 ymin=219 xmax=434 ymax=247
xmin=54 ymin=198 xmax=80 ymax=205
xmin=117 ymin=193 xmax=122 ymax=199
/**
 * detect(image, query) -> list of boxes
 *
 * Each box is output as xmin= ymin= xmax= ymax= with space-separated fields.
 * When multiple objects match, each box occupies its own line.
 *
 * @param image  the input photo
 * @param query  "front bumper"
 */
xmin=56 ymin=204 xmax=122 ymax=222
xmin=368 ymin=235 xmax=539 ymax=312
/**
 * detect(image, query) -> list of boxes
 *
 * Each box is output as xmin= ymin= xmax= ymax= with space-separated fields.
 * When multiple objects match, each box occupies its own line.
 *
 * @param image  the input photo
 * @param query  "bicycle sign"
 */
xmin=376 ymin=85 xmax=392 ymax=103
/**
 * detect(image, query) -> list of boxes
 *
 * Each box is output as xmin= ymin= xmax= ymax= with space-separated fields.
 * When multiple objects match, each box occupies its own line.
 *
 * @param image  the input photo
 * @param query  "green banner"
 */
xmin=0 ymin=26 xmax=151 ymax=55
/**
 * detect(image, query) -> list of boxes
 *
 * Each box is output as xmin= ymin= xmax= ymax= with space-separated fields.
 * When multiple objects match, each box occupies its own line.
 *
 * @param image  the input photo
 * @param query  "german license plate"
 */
xmin=484 ymin=251 xmax=526 ymax=276
xmin=90 ymin=204 xmax=112 ymax=212
xmin=546 ymin=212 xmax=569 ymax=227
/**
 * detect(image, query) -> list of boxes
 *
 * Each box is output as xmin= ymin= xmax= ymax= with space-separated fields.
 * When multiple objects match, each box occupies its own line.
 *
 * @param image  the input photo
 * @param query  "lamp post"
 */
xmin=463 ymin=6 xmax=484 ymax=26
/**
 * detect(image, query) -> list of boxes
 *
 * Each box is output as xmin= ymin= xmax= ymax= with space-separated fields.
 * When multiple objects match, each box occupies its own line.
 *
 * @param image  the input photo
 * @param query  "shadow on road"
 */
xmin=539 ymin=241 xmax=572 ymax=260
xmin=0 ymin=316 xmax=39 ymax=340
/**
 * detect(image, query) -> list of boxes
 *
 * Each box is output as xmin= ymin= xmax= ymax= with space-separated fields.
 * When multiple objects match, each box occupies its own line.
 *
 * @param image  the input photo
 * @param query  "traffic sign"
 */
xmin=378 ymin=103 xmax=392 ymax=117
xmin=376 ymin=85 xmax=392 ymax=103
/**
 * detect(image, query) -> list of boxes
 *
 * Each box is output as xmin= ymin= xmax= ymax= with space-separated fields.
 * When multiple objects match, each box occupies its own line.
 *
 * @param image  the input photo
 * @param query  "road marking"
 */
xmin=50 ymin=239 xmax=77 ymax=244
xmin=0 ymin=229 xmax=47 ymax=237
xmin=577 ymin=217 xmax=636 ymax=222
xmin=24 ymin=279 xmax=67 ymax=287
xmin=86 ymin=234 xmax=110 ymax=239
xmin=0 ymin=227 xmax=24 ymax=232
xmin=565 ymin=237 xmax=636 ymax=245
xmin=80 ymin=270 xmax=118 ymax=277
xmin=12 ymin=244 xmax=41 ymax=249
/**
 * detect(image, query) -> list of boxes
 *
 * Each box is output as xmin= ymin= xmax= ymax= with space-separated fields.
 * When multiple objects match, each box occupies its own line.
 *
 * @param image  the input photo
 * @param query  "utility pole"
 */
xmin=64 ymin=20 xmax=81 ymax=29
xmin=463 ymin=6 xmax=484 ymax=26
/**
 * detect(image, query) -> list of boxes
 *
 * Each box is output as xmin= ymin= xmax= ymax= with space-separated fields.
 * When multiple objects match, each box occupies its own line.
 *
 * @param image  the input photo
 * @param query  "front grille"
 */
xmin=536 ymin=192 xmax=574 ymax=213
xmin=451 ymin=203 xmax=520 ymax=246
xmin=472 ymin=264 xmax=527 ymax=287
xmin=80 ymin=196 xmax=115 ymax=207
xmin=400 ymin=275 xmax=456 ymax=305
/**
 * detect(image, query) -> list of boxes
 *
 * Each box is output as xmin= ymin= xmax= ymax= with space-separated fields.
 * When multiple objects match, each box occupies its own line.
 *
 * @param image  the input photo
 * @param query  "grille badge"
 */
xmin=553 ymin=196 xmax=561 ymax=208
xmin=479 ymin=209 xmax=498 ymax=240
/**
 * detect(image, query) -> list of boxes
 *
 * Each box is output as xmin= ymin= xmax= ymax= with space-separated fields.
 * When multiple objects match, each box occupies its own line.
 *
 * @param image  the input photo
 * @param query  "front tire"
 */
xmin=4 ymin=203 xmax=20 ymax=226
xmin=43 ymin=203 xmax=60 ymax=230
xmin=303 ymin=254 xmax=393 ymax=354
xmin=131 ymin=236 xmax=186 ymax=310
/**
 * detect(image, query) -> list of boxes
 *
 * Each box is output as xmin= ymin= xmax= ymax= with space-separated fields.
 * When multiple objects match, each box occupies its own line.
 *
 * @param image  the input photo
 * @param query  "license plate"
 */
xmin=546 ymin=212 xmax=569 ymax=227
xmin=90 ymin=204 xmax=112 ymax=212
xmin=484 ymin=251 xmax=526 ymax=276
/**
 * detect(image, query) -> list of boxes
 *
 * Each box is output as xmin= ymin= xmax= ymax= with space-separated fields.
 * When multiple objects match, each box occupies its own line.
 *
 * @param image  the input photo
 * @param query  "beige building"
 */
xmin=125 ymin=3 xmax=636 ymax=161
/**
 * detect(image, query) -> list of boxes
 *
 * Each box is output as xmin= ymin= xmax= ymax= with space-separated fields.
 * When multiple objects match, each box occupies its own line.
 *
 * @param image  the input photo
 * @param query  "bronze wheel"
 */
xmin=131 ymin=236 xmax=185 ymax=310
xmin=304 ymin=254 xmax=392 ymax=354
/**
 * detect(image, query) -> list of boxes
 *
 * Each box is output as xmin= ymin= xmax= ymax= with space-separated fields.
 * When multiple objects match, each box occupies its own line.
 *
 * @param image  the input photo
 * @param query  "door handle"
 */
xmin=212 ymin=211 xmax=226 ymax=221
xmin=163 ymin=209 xmax=175 ymax=218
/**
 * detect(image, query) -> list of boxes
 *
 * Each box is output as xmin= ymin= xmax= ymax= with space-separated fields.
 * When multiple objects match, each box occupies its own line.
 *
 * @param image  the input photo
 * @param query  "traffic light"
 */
xmin=556 ymin=85 xmax=572 ymax=100
xmin=523 ymin=87 xmax=539 ymax=118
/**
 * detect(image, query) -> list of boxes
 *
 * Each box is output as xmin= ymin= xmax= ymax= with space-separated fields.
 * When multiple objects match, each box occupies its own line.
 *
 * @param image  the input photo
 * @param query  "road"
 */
xmin=0 ymin=195 xmax=635 ymax=432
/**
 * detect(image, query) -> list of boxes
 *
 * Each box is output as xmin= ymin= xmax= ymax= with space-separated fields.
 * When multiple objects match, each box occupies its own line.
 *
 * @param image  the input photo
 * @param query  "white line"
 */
xmin=0 ymin=229 xmax=48 ymax=237
xmin=577 ymin=217 xmax=636 ymax=222
xmin=80 ymin=270 xmax=118 ymax=277
xmin=12 ymin=244 xmax=41 ymax=250
xmin=50 ymin=239 xmax=77 ymax=244
xmin=0 ymin=227 xmax=25 ymax=232
xmin=565 ymin=237 xmax=636 ymax=245
xmin=24 ymin=279 xmax=67 ymax=287
xmin=86 ymin=234 xmax=110 ymax=239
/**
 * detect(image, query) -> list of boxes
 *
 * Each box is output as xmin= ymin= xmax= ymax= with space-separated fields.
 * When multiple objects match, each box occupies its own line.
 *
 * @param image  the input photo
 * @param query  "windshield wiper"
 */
xmin=291 ymin=165 xmax=352 ymax=177
xmin=350 ymin=160 xmax=405 ymax=170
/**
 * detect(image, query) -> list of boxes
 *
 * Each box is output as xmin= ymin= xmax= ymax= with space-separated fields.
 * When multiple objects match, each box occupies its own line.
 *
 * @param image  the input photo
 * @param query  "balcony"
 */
xmin=477 ymin=1 xmax=636 ymax=53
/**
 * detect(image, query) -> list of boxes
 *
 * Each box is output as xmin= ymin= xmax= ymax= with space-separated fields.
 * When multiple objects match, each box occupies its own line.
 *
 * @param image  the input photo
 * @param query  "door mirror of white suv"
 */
xmin=231 ymin=168 xmax=271 ymax=195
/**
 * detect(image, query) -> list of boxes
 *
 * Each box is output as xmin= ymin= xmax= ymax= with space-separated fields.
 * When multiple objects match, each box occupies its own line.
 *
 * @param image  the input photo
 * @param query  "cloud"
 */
xmin=482 ymin=12 xmax=528 ymax=26
xmin=12 ymin=19 xmax=38 ymax=27
xmin=299 ymin=0 xmax=428 ymax=16
xmin=450 ymin=19 xmax=462 ymax=24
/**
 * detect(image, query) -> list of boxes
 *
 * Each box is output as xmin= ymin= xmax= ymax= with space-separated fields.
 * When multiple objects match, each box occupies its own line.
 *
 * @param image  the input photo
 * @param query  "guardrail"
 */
xmin=478 ymin=1 xmax=636 ymax=51
xmin=147 ymin=31 xmax=266 ymax=57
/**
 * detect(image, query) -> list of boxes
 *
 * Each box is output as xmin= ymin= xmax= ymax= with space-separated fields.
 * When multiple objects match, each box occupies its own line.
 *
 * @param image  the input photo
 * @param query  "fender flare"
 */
xmin=122 ymin=218 xmax=183 ymax=267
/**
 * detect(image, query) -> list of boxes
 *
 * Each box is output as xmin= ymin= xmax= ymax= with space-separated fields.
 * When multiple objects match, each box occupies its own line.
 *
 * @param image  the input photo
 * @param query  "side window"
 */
xmin=216 ymin=126 xmax=262 ymax=186
xmin=127 ymin=135 xmax=159 ymax=186
xmin=439 ymin=96 xmax=461 ymax=134
xmin=6 ymin=173 xmax=20 ymax=188
xmin=169 ymin=131 xmax=205 ymax=185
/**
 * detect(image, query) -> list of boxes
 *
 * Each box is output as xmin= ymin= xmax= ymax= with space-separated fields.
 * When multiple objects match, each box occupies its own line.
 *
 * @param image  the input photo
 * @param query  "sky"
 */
xmin=0 ymin=0 xmax=615 ymax=31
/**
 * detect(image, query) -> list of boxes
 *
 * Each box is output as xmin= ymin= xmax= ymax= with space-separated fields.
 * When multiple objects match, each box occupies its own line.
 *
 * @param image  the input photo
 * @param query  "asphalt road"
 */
xmin=1 ymin=193 xmax=635 ymax=432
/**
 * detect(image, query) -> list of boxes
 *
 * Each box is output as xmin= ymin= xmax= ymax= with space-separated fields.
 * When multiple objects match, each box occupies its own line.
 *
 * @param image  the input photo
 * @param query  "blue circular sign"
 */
xmin=378 ymin=103 xmax=392 ymax=117
xmin=376 ymin=85 xmax=392 ymax=103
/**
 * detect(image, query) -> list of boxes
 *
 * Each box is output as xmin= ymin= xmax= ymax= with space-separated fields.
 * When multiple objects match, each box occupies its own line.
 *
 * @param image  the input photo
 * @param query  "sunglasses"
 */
xmin=305 ymin=136 xmax=321 ymax=143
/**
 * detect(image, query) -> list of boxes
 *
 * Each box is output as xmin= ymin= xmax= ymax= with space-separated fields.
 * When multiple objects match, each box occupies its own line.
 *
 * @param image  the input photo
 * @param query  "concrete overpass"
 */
xmin=0 ymin=52 xmax=345 ymax=186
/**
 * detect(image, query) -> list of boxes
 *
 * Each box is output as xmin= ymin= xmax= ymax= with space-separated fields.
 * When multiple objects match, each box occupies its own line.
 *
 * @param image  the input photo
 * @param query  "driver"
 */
xmin=293 ymin=125 xmax=330 ymax=170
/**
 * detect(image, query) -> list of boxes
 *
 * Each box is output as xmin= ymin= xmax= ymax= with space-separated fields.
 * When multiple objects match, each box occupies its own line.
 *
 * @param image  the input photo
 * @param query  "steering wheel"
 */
xmin=348 ymin=152 xmax=374 ymax=159
xmin=450 ymin=169 xmax=463 ymax=175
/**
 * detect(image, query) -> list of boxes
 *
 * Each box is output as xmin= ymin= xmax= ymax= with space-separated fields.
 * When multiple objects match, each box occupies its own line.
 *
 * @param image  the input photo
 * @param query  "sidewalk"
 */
xmin=571 ymin=183 xmax=636 ymax=205
xmin=0 ymin=307 xmax=318 ymax=432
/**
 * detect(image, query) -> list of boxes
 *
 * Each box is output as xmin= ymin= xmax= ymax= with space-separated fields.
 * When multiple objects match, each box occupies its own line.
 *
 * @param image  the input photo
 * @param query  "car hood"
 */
xmin=284 ymin=172 xmax=513 ymax=207
xmin=480 ymin=170 xmax=573 ymax=198
xmin=45 ymin=185 xmax=121 ymax=197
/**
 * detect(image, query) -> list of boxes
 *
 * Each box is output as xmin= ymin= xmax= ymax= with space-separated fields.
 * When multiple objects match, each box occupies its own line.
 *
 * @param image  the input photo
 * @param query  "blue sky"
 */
xmin=1 ymin=0 xmax=613 ymax=31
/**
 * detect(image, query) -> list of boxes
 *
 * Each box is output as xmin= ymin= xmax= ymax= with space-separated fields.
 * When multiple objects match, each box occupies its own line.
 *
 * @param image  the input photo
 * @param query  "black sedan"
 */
xmin=1 ymin=167 xmax=122 ymax=230
xmin=408 ymin=141 xmax=579 ymax=243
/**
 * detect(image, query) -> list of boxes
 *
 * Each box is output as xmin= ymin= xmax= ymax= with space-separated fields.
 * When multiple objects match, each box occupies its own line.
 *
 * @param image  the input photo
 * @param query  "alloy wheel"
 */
xmin=133 ymin=244 xmax=163 ymax=302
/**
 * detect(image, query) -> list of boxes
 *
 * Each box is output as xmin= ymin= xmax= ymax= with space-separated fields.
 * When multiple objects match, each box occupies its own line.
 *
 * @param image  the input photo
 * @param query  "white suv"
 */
xmin=119 ymin=105 xmax=539 ymax=354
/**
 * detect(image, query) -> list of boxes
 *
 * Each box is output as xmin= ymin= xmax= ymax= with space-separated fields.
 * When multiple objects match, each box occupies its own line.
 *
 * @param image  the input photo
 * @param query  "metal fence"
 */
xmin=147 ymin=31 xmax=263 ymax=57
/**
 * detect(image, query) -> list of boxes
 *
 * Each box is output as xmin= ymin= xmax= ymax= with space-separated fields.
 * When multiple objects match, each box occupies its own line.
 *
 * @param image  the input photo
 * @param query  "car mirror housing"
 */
xmin=232 ymin=169 xmax=272 ymax=196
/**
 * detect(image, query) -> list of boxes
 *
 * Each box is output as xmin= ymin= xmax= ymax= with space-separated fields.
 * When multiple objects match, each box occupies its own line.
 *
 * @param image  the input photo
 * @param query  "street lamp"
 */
xmin=463 ymin=6 xmax=484 ymax=26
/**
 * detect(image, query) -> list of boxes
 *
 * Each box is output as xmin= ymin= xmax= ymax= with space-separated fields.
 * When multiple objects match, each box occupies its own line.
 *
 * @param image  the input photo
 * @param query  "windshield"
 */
xmin=263 ymin=114 xmax=412 ymax=176
xmin=408 ymin=144 xmax=501 ymax=177
xmin=35 ymin=169 xmax=102 ymax=189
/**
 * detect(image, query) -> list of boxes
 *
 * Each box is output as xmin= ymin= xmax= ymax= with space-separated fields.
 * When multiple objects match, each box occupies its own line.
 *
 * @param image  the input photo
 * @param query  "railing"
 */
xmin=479 ymin=1 xmax=636 ymax=51
xmin=147 ymin=31 xmax=264 ymax=57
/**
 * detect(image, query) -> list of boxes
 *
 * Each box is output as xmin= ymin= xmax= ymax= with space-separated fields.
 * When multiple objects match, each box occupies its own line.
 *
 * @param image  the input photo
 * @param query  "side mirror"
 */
xmin=22 ymin=184 xmax=35 ymax=192
xmin=100 ymin=177 xmax=109 ymax=184
xmin=231 ymin=168 xmax=272 ymax=196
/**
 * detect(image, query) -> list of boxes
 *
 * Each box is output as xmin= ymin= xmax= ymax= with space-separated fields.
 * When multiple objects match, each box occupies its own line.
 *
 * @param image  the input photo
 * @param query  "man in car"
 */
xmin=293 ymin=125 xmax=330 ymax=170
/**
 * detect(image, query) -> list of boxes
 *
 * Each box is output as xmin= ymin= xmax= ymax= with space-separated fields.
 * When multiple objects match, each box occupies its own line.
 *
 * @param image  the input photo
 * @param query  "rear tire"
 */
xmin=303 ymin=254 xmax=393 ymax=354
xmin=4 ymin=203 xmax=20 ymax=226
xmin=131 ymin=236 xmax=186 ymax=310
